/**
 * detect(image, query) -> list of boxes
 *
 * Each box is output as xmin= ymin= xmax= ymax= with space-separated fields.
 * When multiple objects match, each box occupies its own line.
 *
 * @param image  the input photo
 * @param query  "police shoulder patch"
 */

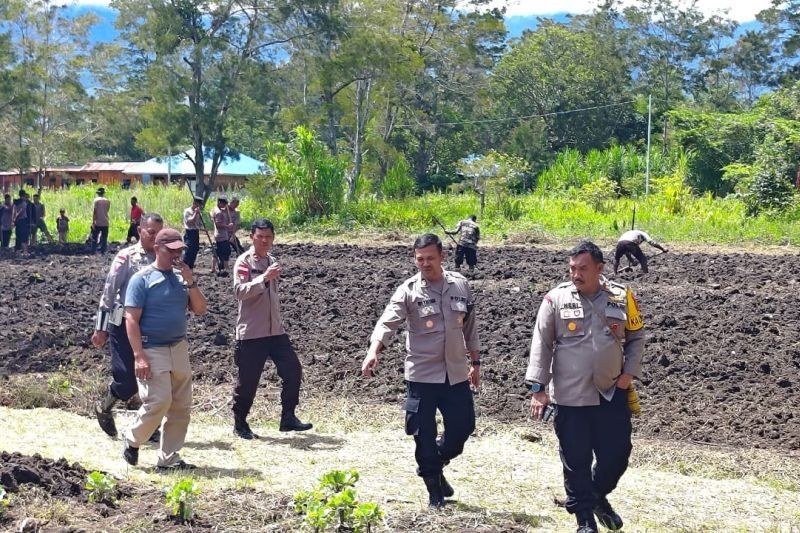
xmin=625 ymin=287 xmax=644 ymax=331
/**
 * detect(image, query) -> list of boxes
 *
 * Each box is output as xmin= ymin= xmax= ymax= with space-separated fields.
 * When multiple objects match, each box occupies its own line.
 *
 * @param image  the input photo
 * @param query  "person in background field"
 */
xmin=127 ymin=197 xmax=144 ymax=244
xmin=30 ymin=194 xmax=54 ymax=245
xmin=211 ymin=197 xmax=233 ymax=276
xmin=12 ymin=190 xmax=30 ymax=254
xmin=445 ymin=215 xmax=480 ymax=272
xmin=526 ymin=241 xmax=645 ymax=533
xmin=613 ymin=229 xmax=667 ymax=274
xmin=228 ymin=196 xmax=245 ymax=255
xmin=231 ymin=218 xmax=313 ymax=439
xmin=0 ymin=194 xmax=12 ymax=250
xmin=56 ymin=208 xmax=69 ymax=244
xmin=92 ymin=187 xmax=111 ymax=254
xmin=362 ymin=233 xmax=480 ymax=509
xmin=182 ymin=196 xmax=203 ymax=269
xmin=122 ymin=228 xmax=207 ymax=471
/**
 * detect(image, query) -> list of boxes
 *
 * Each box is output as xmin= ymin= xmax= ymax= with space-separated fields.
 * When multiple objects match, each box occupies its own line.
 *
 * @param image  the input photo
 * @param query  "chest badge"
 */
xmin=567 ymin=321 xmax=577 ymax=332
xmin=426 ymin=320 xmax=434 ymax=328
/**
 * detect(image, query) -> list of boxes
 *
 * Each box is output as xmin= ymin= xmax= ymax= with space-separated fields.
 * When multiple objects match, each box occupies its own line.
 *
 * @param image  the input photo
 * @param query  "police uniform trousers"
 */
xmin=1 ymin=229 xmax=11 ymax=248
xmin=614 ymin=241 xmax=648 ymax=272
xmin=91 ymin=225 xmax=109 ymax=254
xmin=183 ymin=229 xmax=200 ymax=269
xmin=404 ymin=378 xmax=476 ymax=478
xmin=232 ymin=334 xmax=302 ymax=422
xmin=215 ymin=239 xmax=232 ymax=262
xmin=124 ymin=339 xmax=192 ymax=468
xmin=14 ymin=219 xmax=29 ymax=250
xmin=454 ymin=245 xmax=477 ymax=268
xmin=108 ymin=322 xmax=139 ymax=402
xmin=553 ymin=388 xmax=632 ymax=516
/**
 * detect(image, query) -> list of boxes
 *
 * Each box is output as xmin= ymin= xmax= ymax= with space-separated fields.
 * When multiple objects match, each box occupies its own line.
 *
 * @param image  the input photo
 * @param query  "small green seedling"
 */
xmin=294 ymin=469 xmax=383 ymax=532
xmin=0 ymin=486 xmax=9 ymax=515
xmin=165 ymin=478 xmax=199 ymax=522
xmin=85 ymin=471 xmax=117 ymax=504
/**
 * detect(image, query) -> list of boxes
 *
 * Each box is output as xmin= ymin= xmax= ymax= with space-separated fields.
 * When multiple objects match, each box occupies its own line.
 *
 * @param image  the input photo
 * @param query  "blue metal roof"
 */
xmin=124 ymin=147 xmax=267 ymax=176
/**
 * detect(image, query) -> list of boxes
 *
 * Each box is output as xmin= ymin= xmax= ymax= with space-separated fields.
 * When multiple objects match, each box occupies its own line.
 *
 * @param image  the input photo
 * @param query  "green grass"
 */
xmin=24 ymin=182 xmax=800 ymax=245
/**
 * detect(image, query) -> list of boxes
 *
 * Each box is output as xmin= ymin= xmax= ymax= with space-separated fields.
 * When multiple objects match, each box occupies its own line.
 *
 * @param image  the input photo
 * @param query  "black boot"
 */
xmin=423 ymin=476 xmax=445 ymax=508
xmin=576 ymin=512 xmax=598 ymax=533
xmin=440 ymin=473 xmax=454 ymax=498
xmin=234 ymin=418 xmax=258 ymax=440
xmin=279 ymin=412 xmax=312 ymax=432
xmin=94 ymin=390 xmax=118 ymax=437
xmin=593 ymin=497 xmax=623 ymax=531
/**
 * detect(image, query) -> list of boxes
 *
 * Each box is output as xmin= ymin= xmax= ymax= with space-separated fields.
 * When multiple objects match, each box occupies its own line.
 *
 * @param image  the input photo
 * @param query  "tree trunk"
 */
xmin=349 ymin=78 xmax=372 ymax=201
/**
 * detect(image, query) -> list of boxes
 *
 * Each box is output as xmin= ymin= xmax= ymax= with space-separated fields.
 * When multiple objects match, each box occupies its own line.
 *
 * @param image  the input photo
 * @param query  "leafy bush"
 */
xmin=165 ymin=478 xmax=200 ymax=522
xmin=294 ymin=469 xmax=383 ymax=532
xmin=380 ymin=158 xmax=416 ymax=199
xmin=266 ymin=126 xmax=347 ymax=222
xmin=580 ymin=176 xmax=618 ymax=212
xmin=85 ymin=471 xmax=117 ymax=504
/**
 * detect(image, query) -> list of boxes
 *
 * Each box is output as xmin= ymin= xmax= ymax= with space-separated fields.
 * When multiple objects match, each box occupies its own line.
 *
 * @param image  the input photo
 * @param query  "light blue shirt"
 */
xmin=125 ymin=266 xmax=188 ymax=347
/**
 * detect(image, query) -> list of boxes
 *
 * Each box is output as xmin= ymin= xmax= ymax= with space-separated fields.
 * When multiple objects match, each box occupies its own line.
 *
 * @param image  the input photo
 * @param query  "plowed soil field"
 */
xmin=1 ymin=242 xmax=799 ymax=450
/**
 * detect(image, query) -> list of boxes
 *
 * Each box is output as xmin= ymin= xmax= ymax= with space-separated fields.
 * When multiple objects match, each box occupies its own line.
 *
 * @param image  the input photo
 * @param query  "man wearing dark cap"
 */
xmin=92 ymin=187 xmax=111 ymax=254
xmin=211 ymin=197 xmax=233 ymax=276
xmin=182 ymin=196 xmax=203 ymax=269
xmin=122 ymin=228 xmax=207 ymax=471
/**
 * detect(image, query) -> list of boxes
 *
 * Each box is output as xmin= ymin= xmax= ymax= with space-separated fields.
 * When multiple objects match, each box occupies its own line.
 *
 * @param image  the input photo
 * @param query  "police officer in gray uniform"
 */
xmin=527 ymin=241 xmax=645 ymax=533
xmin=362 ymin=233 xmax=480 ymax=509
xmin=92 ymin=213 xmax=164 ymax=439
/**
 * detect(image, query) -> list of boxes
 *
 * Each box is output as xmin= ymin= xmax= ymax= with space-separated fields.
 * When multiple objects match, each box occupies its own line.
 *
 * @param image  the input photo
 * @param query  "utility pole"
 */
xmin=645 ymin=94 xmax=652 ymax=195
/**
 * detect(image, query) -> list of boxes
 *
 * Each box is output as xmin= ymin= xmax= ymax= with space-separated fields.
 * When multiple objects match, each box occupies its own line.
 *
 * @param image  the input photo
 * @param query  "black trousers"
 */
xmin=91 ymin=225 xmax=109 ymax=254
xmin=404 ymin=379 xmax=476 ymax=478
xmin=126 ymin=222 xmax=139 ymax=243
xmin=454 ymin=245 xmax=477 ymax=268
xmin=232 ymin=334 xmax=302 ymax=422
xmin=1 ymin=229 xmax=10 ymax=248
xmin=216 ymin=239 xmax=231 ymax=262
xmin=183 ymin=229 xmax=200 ymax=269
xmin=614 ymin=241 xmax=648 ymax=272
xmin=108 ymin=322 xmax=138 ymax=401
xmin=553 ymin=389 xmax=632 ymax=516
xmin=14 ymin=220 xmax=29 ymax=250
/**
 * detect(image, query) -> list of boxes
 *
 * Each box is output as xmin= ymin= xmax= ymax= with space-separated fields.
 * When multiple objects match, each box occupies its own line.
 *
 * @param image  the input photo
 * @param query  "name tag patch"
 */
xmin=560 ymin=308 xmax=584 ymax=319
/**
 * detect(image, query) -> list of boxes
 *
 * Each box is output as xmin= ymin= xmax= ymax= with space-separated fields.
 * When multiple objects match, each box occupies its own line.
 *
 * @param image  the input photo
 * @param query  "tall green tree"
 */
xmin=112 ymin=0 xmax=298 ymax=198
xmin=491 ymin=21 xmax=636 ymax=157
xmin=1 ymin=0 xmax=99 ymax=183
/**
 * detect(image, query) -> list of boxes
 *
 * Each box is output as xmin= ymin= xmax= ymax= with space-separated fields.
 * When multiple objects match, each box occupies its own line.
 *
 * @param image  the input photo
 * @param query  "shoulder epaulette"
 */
xmin=555 ymin=281 xmax=573 ymax=289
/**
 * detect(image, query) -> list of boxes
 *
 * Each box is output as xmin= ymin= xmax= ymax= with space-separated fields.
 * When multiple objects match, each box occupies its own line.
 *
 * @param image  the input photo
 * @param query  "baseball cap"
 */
xmin=155 ymin=228 xmax=186 ymax=249
xmin=217 ymin=196 xmax=228 ymax=204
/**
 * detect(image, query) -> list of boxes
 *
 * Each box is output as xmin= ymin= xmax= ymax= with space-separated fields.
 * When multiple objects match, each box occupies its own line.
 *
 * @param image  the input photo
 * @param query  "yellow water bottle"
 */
xmin=627 ymin=385 xmax=641 ymax=417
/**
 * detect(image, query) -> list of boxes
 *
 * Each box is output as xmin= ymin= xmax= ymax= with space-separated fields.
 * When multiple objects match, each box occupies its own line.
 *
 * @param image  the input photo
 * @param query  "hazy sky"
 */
xmin=70 ymin=0 xmax=772 ymax=23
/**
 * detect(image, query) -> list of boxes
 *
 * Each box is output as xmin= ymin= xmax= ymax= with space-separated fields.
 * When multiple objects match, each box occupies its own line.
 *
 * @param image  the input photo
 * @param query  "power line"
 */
xmin=391 ymin=100 xmax=638 ymax=129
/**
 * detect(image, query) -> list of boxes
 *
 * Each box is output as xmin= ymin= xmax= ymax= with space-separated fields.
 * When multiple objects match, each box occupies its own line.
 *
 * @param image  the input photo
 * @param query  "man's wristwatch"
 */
xmin=187 ymin=281 xmax=198 ymax=289
xmin=469 ymin=360 xmax=481 ymax=366
xmin=530 ymin=382 xmax=545 ymax=393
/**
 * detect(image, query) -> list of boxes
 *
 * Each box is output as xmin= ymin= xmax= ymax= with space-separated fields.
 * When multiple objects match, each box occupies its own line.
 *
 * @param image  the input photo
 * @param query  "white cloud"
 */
xmin=480 ymin=0 xmax=773 ymax=22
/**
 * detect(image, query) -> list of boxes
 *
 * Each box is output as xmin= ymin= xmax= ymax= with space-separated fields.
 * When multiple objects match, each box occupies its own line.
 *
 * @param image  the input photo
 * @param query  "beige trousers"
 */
xmin=124 ymin=340 xmax=192 ymax=467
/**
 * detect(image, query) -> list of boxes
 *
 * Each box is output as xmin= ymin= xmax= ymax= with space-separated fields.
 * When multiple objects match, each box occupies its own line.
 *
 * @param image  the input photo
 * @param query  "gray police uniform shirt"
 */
xmin=370 ymin=271 xmax=479 ymax=384
xmin=211 ymin=207 xmax=230 ymax=242
xmin=97 ymin=242 xmax=156 ymax=328
xmin=183 ymin=207 xmax=202 ymax=230
xmin=618 ymin=230 xmax=652 ymax=245
xmin=525 ymin=277 xmax=645 ymax=406
xmin=233 ymin=247 xmax=285 ymax=341
xmin=455 ymin=219 xmax=479 ymax=248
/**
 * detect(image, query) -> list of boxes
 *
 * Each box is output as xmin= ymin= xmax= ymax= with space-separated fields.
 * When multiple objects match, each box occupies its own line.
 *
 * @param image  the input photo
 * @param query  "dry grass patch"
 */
xmin=1 ymin=401 xmax=799 ymax=532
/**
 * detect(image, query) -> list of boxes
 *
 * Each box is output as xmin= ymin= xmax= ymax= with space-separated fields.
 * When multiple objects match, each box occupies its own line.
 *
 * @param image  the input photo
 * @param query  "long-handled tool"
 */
xmin=432 ymin=215 xmax=460 ymax=248
xmin=620 ymin=249 xmax=666 ymax=273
